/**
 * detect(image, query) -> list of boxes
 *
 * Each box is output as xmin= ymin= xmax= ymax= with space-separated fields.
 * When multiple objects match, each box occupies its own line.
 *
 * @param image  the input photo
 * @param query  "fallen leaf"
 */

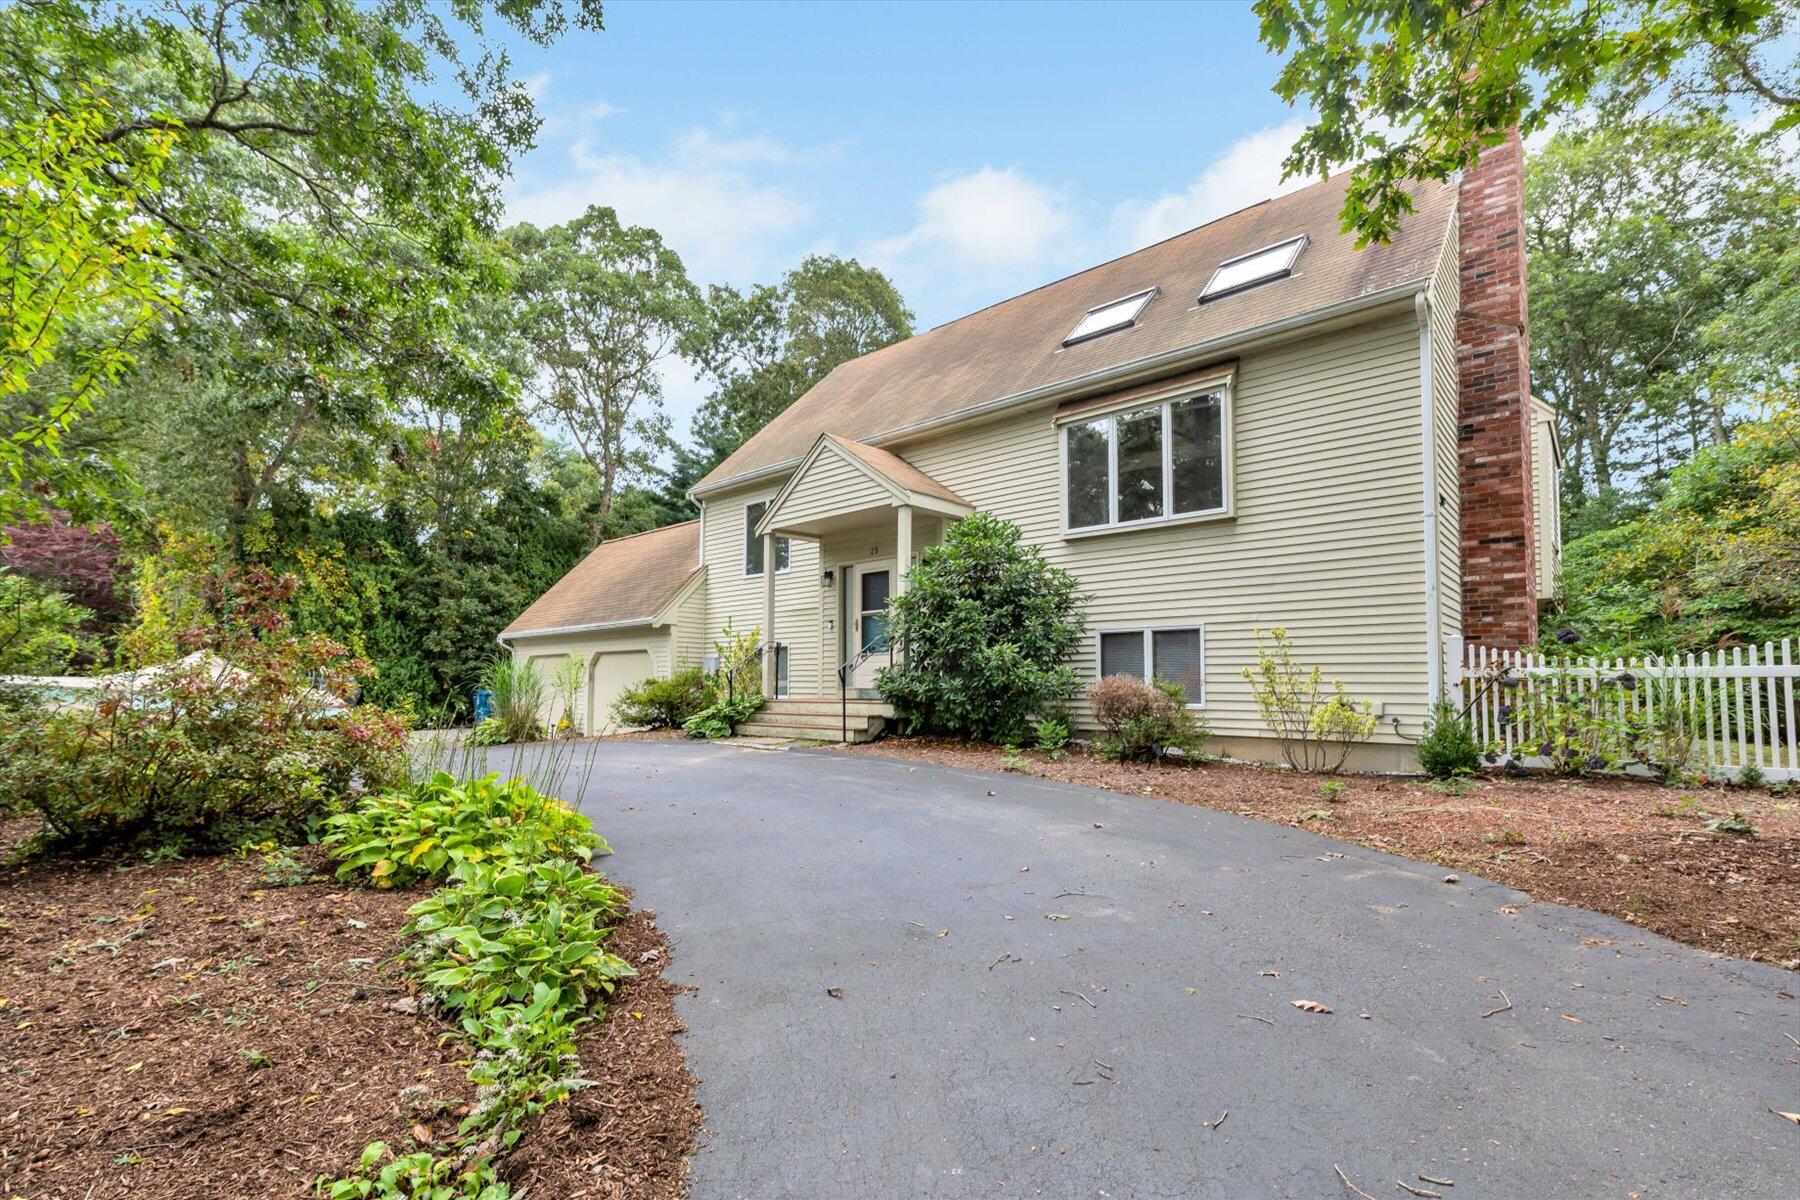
xmin=1184 ymin=987 xmax=1197 ymax=996
xmin=825 ymin=987 xmax=844 ymax=999
xmin=1043 ymin=913 xmax=1069 ymax=921
xmin=1442 ymin=874 xmax=1461 ymax=884
xmin=1772 ymin=1108 xmax=1800 ymax=1125
xmin=1291 ymin=999 xmax=1333 ymax=1014
xmin=1560 ymin=1013 xmax=1582 ymax=1023
xmin=411 ymin=1122 xmax=434 ymax=1143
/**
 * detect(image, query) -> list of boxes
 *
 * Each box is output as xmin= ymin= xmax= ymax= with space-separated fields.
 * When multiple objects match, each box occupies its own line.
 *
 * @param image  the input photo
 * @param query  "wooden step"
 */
xmin=733 ymin=720 xmax=885 ymax=744
xmin=738 ymin=712 xmax=879 ymax=734
xmin=760 ymin=696 xmax=894 ymax=718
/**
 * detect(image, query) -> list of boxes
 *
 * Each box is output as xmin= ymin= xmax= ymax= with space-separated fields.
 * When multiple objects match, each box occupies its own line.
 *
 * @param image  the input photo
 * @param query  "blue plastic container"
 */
xmin=473 ymin=688 xmax=494 ymax=723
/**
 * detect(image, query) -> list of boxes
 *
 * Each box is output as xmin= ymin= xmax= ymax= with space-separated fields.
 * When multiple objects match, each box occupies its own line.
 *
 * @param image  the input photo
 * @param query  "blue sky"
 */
xmin=495 ymin=1 xmax=1319 ymax=428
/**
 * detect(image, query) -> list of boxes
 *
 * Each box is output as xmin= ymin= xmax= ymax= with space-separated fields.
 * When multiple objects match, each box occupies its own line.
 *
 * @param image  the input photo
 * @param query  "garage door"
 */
xmin=526 ymin=654 xmax=572 ymax=731
xmin=589 ymin=650 xmax=654 ymax=734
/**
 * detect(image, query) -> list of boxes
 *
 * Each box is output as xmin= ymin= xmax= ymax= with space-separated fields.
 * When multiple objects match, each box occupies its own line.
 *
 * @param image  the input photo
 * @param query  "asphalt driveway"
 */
xmin=498 ymin=739 xmax=1798 ymax=1199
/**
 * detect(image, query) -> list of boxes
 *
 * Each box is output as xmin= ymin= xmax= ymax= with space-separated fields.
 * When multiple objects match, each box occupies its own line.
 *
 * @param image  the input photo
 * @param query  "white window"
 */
xmin=744 ymin=500 xmax=791 ymax=576
xmin=1200 ymin=236 xmax=1307 ymax=302
xmin=1098 ymin=626 xmax=1205 ymax=707
xmin=1063 ymin=288 xmax=1157 ymax=347
xmin=1062 ymin=386 xmax=1228 ymax=533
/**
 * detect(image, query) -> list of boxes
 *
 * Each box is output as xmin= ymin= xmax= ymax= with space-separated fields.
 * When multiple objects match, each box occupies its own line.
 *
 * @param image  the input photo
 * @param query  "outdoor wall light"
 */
xmin=821 ymin=568 xmax=835 ymax=588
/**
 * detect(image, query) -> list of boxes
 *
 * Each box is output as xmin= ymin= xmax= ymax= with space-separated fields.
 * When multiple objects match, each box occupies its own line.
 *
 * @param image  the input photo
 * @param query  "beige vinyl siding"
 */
xmin=899 ymin=309 xmax=1430 ymax=741
xmin=509 ymin=628 xmax=672 ymax=734
xmin=1427 ymin=221 xmax=1464 ymax=661
xmin=771 ymin=448 xmax=893 ymax=528
xmin=700 ymin=483 xmax=823 ymax=694
xmin=671 ymin=570 xmax=710 ymax=669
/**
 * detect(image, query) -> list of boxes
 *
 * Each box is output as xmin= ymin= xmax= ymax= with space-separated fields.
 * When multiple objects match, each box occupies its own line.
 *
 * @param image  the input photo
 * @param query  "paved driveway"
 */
xmin=499 ymin=739 xmax=1798 ymax=1199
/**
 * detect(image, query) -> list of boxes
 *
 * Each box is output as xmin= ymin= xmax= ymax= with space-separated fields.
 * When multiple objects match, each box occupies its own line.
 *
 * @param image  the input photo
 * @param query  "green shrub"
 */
xmin=323 ymin=772 xmax=603 ymax=888
xmin=611 ymin=667 xmax=716 ymax=729
xmin=406 ymin=859 xmax=632 ymax=1019
xmin=1088 ymin=675 xmax=1206 ymax=762
xmin=877 ymin=513 xmax=1086 ymax=743
xmin=320 ymin=1140 xmax=507 ymax=1200
xmin=0 ymin=569 xmax=407 ymax=855
xmin=682 ymin=694 xmax=762 ymax=739
xmin=1240 ymin=627 xmax=1377 ymax=773
xmin=1034 ymin=715 xmax=1071 ymax=759
xmin=463 ymin=717 xmax=508 ymax=747
xmin=1416 ymin=703 xmax=1482 ymax=779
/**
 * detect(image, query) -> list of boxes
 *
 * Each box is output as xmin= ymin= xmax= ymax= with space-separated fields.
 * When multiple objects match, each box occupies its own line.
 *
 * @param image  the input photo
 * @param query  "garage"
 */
xmin=588 ymin=649 xmax=654 ymax=734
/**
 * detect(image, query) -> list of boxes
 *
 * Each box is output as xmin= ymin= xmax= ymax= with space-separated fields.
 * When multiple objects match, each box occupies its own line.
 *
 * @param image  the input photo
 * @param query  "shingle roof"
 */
xmin=698 ymin=171 xmax=1455 ymax=493
xmin=825 ymin=435 xmax=971 ymax=507
xmin=503 ymin=521 xmax=700 ymax=637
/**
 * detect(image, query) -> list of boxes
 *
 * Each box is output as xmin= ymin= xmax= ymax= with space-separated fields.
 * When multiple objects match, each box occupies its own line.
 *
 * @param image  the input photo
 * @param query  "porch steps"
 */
xmin=736 ymin=696 xmax=895 ymax=744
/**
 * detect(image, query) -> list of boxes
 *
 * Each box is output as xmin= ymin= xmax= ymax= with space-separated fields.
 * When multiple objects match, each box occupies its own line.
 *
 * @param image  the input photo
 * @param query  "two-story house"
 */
xmin=501 ymin=132 xmax=1560 ymax=770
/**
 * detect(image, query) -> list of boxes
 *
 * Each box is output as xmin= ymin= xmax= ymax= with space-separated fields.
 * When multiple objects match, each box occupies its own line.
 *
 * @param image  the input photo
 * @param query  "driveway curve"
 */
xmin=496 ymin=739 xmax=1798 ymax=1199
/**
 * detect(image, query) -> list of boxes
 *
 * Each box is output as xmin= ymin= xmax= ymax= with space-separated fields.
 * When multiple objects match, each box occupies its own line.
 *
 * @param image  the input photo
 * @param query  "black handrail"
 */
xmin=837 ymin=637 xmax=896 ymax=742
xmin=721 ymin=640 xmax=778 ymax=705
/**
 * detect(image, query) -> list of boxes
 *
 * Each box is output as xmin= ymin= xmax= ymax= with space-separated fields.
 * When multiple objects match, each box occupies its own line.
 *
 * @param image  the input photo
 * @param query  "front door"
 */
xmin=848 ymin=558 xmax=895 ymax=692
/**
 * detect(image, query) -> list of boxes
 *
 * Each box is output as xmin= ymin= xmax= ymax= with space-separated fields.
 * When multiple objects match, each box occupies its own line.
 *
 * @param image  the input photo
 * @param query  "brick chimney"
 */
xmin=1457 ymin=129 xmax=1539 ymax=648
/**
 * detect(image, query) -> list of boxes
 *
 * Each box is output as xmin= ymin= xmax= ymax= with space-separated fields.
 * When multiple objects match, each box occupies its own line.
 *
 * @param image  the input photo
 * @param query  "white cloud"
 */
xmin=1111 ymin=120 xmax=1310 ymax=250
xmin=503 ymin=117 xmax=812 ymax=283
xmin=862 ymin=167 xmax=1076 ymax=303
xmin=673 ymin=126 xmax=848 ymax=168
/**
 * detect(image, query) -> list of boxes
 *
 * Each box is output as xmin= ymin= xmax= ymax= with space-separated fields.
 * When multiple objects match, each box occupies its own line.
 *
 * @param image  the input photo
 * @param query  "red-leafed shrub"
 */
xmin=1 ymin=569 xmax=407 ymax=855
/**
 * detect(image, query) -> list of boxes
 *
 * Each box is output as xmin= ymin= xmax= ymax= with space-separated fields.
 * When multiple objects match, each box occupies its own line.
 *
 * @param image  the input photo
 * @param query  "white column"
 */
xmin=895 ymin=505 xmax=913 ymax=666
xmin=762 ymin=531 xmax=777 ymax=696
xmin=895 ymin=504 xmax=913 ymax=597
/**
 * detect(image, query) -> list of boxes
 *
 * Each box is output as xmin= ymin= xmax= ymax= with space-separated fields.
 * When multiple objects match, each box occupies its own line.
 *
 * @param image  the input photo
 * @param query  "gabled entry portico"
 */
xmin=751 ymin=433 xmax=972 ymax=701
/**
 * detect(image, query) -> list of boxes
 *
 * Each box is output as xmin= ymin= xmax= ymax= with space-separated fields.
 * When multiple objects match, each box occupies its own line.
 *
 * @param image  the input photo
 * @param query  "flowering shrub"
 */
xmin=1 ymin=569 xmax=406 ymax=854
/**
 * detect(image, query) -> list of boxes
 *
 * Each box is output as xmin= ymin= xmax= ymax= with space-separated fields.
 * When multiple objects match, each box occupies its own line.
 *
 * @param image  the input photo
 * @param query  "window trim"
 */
xmin=1062 ymin=287 xmax=1159 ymax=348
xmin=1058 ymin=380 xmax=1233 ymax=538
xmin=1199 ymin=235 xmax=1308 ymax=303
xmin=1095 ymin=624 xmax=1206 ymax=709
xmin=742 ymin=499 xmax=792 ymax=578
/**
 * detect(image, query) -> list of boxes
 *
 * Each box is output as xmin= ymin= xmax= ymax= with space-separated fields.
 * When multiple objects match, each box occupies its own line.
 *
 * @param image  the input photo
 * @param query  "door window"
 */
xmin=859 ymin=569 xmax=891 ymax=654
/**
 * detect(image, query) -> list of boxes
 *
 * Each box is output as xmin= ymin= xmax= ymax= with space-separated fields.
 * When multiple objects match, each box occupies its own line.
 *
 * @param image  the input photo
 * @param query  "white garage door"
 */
xmin=589 ymin=650 xmax=654 ymax=734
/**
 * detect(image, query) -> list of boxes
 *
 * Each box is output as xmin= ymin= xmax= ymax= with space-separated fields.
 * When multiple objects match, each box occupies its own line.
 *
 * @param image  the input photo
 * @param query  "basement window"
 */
xmin=1199 ymin=235 xmax=1307 ymax=302
xmin=1063 ymin=288 xmax=1157 ymax=347
xmin=1098 ymin=626 xmax=1206 ymax=707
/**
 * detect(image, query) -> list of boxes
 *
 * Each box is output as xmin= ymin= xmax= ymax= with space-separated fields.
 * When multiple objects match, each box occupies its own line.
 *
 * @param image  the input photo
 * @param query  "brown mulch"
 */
xmin=846 ymin=738 xmax=1800 ymax=969
xmin=0 ymin=822 xmax=699 ymax=1199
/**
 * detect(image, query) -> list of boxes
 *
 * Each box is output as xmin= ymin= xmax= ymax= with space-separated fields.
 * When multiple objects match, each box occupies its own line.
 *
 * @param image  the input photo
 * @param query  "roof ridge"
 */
xmin=592 ymin=518 xmax=698 ymax=549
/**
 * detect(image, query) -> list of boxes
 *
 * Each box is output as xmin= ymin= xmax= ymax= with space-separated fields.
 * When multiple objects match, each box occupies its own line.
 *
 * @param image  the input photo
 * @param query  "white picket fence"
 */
xmin=1452 ymin=639 xmax=1799 ymax=783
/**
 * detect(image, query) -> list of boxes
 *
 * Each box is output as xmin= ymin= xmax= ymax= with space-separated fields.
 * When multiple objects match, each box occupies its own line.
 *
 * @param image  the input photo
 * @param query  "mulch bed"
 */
xmin=0 ymin=822 xmax=699 ymax=1199
xmin=846 ymin=738 xmax=1800 ymax=969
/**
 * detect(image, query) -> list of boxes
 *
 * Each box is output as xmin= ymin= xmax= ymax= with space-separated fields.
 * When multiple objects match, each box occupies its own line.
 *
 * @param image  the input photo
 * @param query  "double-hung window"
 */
xmin=1063 ymin=384 xmax=1228 ymax=533
xmin=744 ymin=500 xmax=791 ymax=576
xmin=1098 ymin=626 xmax=1205 ymax=706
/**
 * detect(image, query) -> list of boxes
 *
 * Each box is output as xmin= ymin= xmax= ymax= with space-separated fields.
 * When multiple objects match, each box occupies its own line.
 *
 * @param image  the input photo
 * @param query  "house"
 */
xmin=502 ymin=132 xmax=1559 ymax=766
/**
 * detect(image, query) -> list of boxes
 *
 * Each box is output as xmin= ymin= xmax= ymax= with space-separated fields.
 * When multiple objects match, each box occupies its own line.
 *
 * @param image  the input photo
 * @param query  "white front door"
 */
xmin=847 ymin=558 xmax=896 ymax=692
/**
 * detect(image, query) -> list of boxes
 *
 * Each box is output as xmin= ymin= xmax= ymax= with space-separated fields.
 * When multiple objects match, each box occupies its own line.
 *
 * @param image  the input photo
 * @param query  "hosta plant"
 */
xmin=405 ymin=859 xmax=632 ymax=1018
xmin=324 ymin=773 xmax=604 ymax=888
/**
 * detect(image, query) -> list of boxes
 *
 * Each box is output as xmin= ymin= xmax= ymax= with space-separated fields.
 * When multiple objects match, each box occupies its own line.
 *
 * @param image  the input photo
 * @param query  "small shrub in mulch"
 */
xmin=849 ymin=737 xmax=1800 ymax=968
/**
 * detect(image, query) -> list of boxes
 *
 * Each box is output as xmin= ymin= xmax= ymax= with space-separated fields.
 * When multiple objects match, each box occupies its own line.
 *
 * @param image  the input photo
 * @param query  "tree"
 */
xmin=686 ymin=255 xmax=913 ymax=478
xmin=1554 ymin=401 xmax=1800 ymax=653
xmin=0 ymin=570 xmax=95 ymax=673
xmin=1525 ymin=99 xmax=1799 ymax=529
xmin=876 ymin=513 xmax=1087 ymax=743
xmin=0 ymin=106 xmax=182 ymax=519
xmin=1 ymin=509 xmax=126 ymax=620
xmin=0 ymin=0 xmax=597 ymax=528
xmin=1255 ymin=0 xmax=1792 ymax=244
xmin=510 ymin=208 xmax=701 ymax=528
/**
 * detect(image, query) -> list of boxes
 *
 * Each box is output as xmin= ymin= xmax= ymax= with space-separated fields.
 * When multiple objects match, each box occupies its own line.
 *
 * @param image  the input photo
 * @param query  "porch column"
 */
xmin=762 ymin=531 xmax=777 ymax=695
xmin=895 ymin=505 xmax=913 ymax=667
xmin=895 ymin=504 xmax=913 ymax=597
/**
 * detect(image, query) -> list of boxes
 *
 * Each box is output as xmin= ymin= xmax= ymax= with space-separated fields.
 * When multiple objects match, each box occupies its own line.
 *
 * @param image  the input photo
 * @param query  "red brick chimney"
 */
xmin=1457 ymin=129 xmax=1539 ymax=648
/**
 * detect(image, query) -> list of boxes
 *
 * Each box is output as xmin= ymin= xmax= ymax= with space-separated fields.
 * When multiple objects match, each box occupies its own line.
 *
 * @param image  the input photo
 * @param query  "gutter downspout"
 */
xmin=1415 ymin=292 xmax=1443 ymax=710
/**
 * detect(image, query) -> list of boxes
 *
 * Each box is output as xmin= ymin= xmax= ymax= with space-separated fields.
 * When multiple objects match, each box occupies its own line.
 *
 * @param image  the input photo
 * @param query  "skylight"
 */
xmin=1063 ymin=287 xmax=1157 ymax=347
xmin=1199 ymin=235 xmax=1307 ymax=302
